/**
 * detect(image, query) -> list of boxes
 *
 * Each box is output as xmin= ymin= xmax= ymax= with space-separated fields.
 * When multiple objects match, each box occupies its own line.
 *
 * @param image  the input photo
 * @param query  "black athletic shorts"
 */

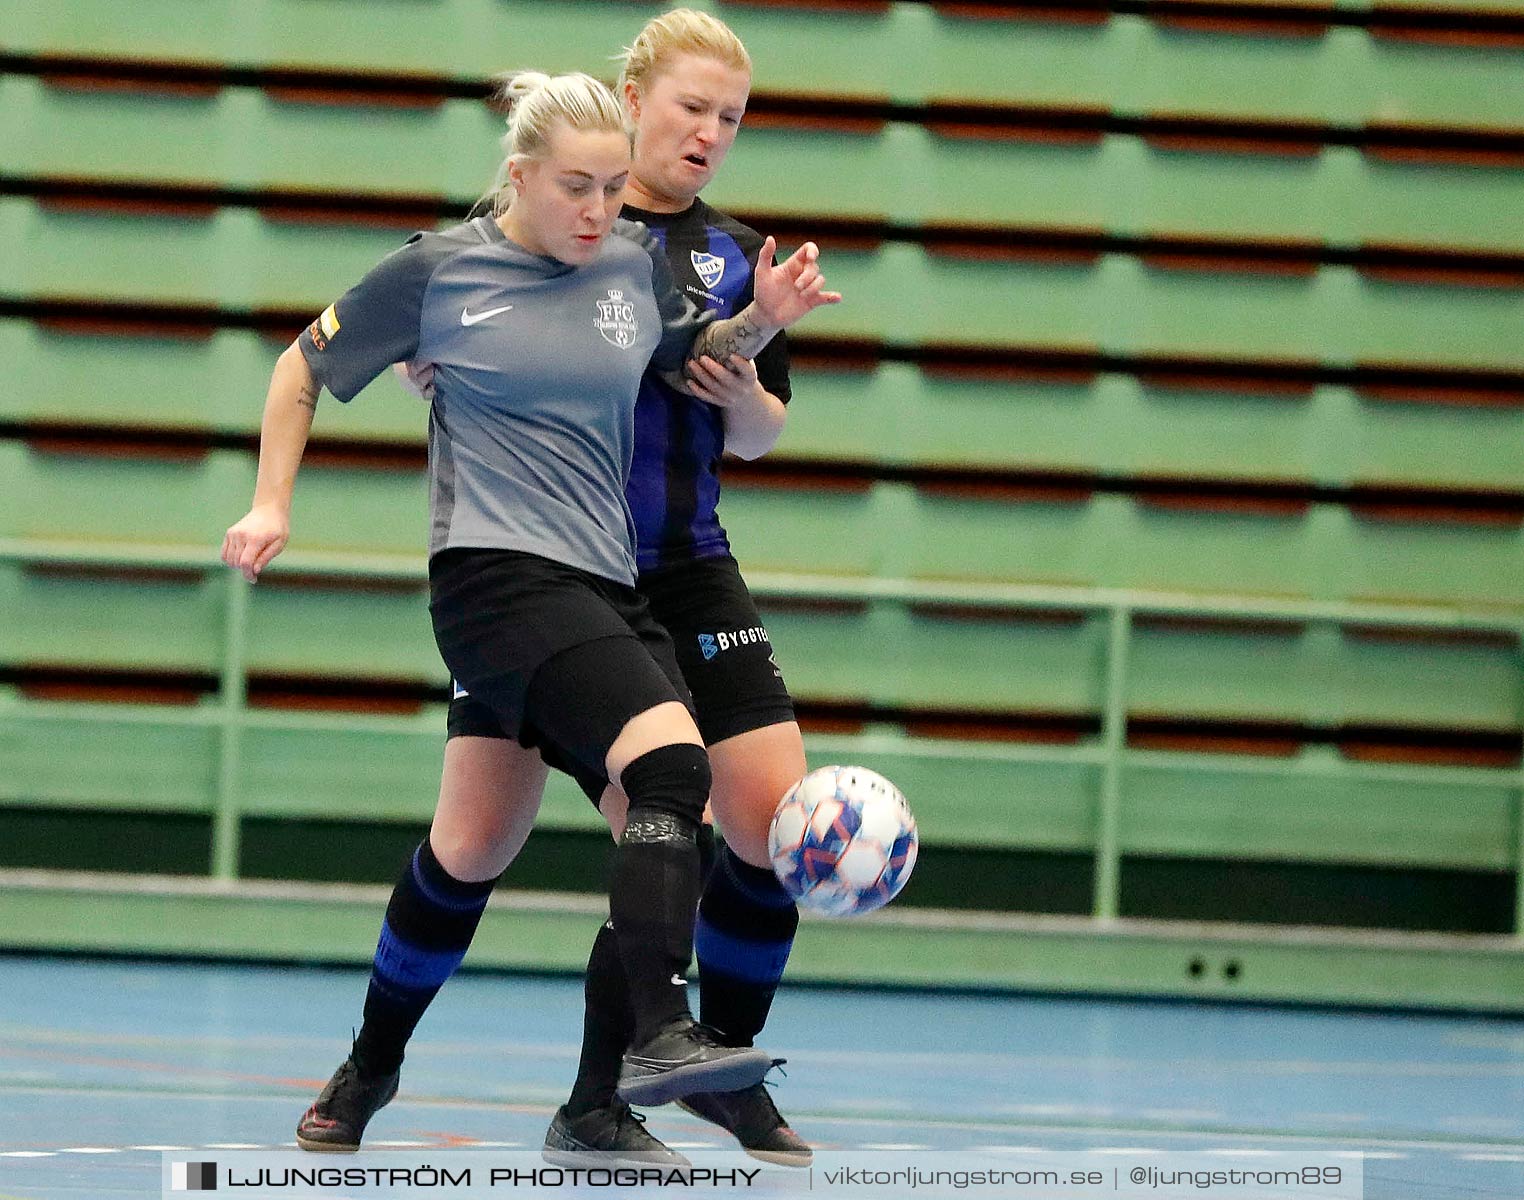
xmin=431 ymin=548 xmax=692 ymax=789
xmin=638 ymin=553 xmax=795 ymax=745
xmin=447 ymin=553 xmax=793 ymax=800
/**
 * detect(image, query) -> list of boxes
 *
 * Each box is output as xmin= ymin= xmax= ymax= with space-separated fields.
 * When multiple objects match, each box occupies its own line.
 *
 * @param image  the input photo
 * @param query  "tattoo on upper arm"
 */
xmin=296 ymin=384 xmax=319 ymax=413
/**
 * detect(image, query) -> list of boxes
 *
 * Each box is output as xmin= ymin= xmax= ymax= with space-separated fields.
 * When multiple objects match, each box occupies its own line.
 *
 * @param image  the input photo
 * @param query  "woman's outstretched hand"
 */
xmin=751 ymin=237 xmax=842 ymax=331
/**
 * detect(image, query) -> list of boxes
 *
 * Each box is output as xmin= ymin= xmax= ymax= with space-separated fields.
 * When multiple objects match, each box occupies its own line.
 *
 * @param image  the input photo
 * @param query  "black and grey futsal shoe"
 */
xmin=295 ymin=1054 xmax=400 ymax=1152
xmin=678 ymin=1081 xmax=813 ymax=1167
xmin=542 ymin=1100 xmax=692 ymax=1169
xmin=617 ymin=1018 xmax=773 ymax=1106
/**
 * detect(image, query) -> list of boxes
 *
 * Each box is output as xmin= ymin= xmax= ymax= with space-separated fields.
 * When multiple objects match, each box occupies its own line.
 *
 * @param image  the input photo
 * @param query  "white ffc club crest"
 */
xmin=595 ymin=288 xmax=639 ymax=349
xmin=690 ymin=250 xmax=726 ymax=289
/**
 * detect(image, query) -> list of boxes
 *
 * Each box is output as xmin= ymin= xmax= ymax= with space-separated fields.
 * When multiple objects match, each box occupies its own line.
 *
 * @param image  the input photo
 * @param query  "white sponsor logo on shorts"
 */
xmin=697 ymin=626 xmax=771 ymax=660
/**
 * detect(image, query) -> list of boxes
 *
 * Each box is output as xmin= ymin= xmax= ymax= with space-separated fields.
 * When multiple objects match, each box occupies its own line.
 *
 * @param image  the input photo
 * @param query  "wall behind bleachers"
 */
xmin=1 ymin=0 xmax=1522 ymax=994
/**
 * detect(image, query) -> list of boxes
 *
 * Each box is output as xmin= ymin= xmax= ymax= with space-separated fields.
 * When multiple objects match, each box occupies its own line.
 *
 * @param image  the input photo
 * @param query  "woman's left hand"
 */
xmin=751 ymin=237 xmax=842 ymax=331
xmin=685 ymin=353 xmax=763 ymax=409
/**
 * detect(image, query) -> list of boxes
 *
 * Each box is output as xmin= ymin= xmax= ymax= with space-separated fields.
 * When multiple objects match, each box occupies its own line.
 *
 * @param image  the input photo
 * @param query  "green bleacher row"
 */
xmin=1 ymin=697 xmax=1517 ymax=871
xmin=4 ymin=196 xmax=1523 ymax=367
xmin=5 ymin=73 xmax=1524 ymax=249
xmin=2 ymin=437 xmax=1522 ymax=611
xmin=5 ymin=320 xmax=1524 ymax=493
xmin=4 ymin=0 xmax=1524 ymax=124
xmin=2 ymin=550 xmax=1520 ymax=728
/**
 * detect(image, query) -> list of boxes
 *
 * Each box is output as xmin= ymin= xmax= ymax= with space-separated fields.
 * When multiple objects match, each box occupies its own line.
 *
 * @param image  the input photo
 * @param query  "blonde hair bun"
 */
xmin=478 ymin=71 xmax=629 ymax=216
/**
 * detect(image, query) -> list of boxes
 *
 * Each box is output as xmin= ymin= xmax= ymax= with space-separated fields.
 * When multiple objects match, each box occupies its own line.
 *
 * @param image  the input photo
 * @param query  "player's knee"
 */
xmin=427 ymin=827 xmax=515 ymax=882
xmin=618 ymin=742 xmax=711 ymax=833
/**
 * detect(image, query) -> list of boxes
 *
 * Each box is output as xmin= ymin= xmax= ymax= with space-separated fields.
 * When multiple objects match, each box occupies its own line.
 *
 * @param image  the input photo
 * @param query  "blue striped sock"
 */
xmin=354 ymin=839 xmax=496 ymax=1074
xmin=695 ymin=843 xmax=799 ymax=1047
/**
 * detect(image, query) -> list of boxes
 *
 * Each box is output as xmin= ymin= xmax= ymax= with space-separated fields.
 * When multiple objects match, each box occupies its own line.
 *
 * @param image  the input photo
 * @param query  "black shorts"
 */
xmin=431 ymin=548 xmax=692 ymax=789
xmin=638 ymin=554 xmax=794 ymax=746
xmin=448 ymin=553 xmax=793 ymax=798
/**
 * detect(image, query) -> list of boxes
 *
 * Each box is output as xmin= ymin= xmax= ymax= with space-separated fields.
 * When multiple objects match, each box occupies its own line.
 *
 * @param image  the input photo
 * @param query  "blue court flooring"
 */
xmin=1 ymin=955 xmax=1522 ymax=1198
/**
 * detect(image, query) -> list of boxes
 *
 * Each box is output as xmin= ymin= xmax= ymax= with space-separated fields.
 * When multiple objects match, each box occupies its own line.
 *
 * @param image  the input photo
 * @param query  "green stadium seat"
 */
xmin=922 ymin=8 xmax=1126 ymax=107
xmin=721 ymin=480 xmax=890 ymax=577
xmin=1130 ymin=22 xmax=1354 ymax=124
xmin=884 ymin=603 xmax=1105 ymax=713
xmin=284 ymin=461 xmax=430 ymax=555
xmin=1 ymin=321 xmax=264 ymax=432
xmin=888 ymin=489 xmax=1524 ymax=609
xmin=803 ymin=729 xmax=1103 ymax=852
xmin=3 ymin=80 xmax=238 ymax=187
xmin=0 ymin=77 xmax=502 ymax=198
xmin=242 ymin=576 xmax=440 ymax=683
xmin=759 ymin=599 xmax=1106 ymax=715
xmin=1347 ymin=392 xmax=1524 ymax=491
xmin=1368 ymin=39 xmax=1524 ymax=127
xmin=897 ymin=488 xmax=1115 ymax=587
xmin=0 ymin=319 xmax=450 ymax=441
xmin=1116 ymin=503 xmax=1330 ymax=602
xmin=1120 ymin=756 xmax=1518 ymax=870
xmin=1128 ymin=619 xmax=1523 ymax=729
xmin=1133 ymin=145 xmax=1524 ymax=253
xmin=1333 ymin=506 xmax=1524 ymax=607
xmin=0 ymin=699 xmax=221 ymax=812
xmin=237 ymin=711 xmax=608 ymax=830
xmin=0 ymin=559 xmax=224 ymax=672
xmin=0 ymin=441 xmax=251 ymax=545
xmin=1128 ymin=145 xmax=1338 ymax=243
xmin=1349 ymin=274 xmax=1524 ymax=367
xmin=1350 ymin=155 xmax=1524 ymax=252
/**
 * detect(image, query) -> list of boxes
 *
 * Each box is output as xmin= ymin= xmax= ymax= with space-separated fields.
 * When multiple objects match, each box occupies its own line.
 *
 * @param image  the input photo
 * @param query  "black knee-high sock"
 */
xmin=353 ymin=838 xmax=497 ymax=1076
xmin=565 ymin=917 xmax=631 ymax=1117
xmin=566 ymin=827 xmax=715 ymax=1116
xmin=609 ymin=744 xmax=711 ymax=1046
xmin=696 ymin=843 xmax=800 ymax=1047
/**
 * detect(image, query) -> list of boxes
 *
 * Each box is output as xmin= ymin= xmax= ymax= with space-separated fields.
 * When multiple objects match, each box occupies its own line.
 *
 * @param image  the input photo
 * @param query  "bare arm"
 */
xmin=221 ymin=343 xmax=319 ymax=582
xmin=683 ymin=352 xmax=788 ymax=460
xmin=722 ymin=384 xmax=787 ymax=460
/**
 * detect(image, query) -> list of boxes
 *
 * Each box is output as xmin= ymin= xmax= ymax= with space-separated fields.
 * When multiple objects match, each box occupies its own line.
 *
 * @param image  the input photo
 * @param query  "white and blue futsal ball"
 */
xmin=767 ymin=765 xmax=918 ymax=917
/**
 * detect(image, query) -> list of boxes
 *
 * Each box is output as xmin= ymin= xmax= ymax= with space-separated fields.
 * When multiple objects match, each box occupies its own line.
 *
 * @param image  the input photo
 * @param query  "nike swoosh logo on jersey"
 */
xmin=461 ymin=304 xmax=513 ymax=326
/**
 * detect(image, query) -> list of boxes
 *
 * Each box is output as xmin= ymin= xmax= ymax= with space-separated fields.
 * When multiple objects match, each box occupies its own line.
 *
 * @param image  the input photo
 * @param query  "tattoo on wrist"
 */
xmin=690 ymin=307 xmax=772 ymax=368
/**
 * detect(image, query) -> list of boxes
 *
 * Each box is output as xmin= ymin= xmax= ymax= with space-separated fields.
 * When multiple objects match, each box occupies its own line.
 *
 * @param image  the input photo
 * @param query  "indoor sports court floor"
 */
xmin=1 ymin=954 xmax=1521 ymax=1199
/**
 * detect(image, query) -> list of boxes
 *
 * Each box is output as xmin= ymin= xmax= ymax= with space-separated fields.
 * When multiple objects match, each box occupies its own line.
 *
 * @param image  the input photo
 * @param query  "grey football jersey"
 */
xmin=297 ymin=216 xmax=708 ymax=584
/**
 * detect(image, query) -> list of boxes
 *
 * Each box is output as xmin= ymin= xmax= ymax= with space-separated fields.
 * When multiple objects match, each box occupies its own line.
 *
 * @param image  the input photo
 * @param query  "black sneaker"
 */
xmin=295 ymin=1054 xmax=400 ymax=1152
xmin=542 ymin=1101 xmax=692 ymax=1170
xmin=618 ymin=1019 xmax=773 ymax=1106
xmin=678 ymin=1082 xmax=813 ymax=1167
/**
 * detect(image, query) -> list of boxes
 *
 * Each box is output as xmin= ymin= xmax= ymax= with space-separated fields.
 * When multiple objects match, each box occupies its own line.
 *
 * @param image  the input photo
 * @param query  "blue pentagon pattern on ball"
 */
xmin=767 ymin=765 xmax=918 ymax=916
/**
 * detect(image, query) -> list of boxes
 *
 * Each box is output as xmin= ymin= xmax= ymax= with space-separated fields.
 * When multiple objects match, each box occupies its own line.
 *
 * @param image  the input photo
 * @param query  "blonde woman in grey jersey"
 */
xmin=356 ymin=13 xmax=831 ymax=1167
xmin=220 ymin=69 xmax=838 ymax=1153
